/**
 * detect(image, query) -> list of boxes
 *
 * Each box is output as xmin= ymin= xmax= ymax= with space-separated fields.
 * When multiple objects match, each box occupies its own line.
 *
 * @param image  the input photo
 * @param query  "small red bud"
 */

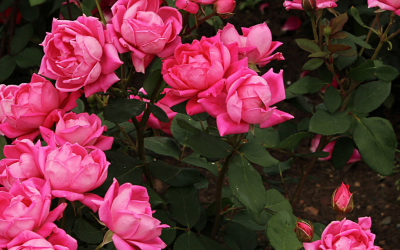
xmin=332 ymin=183 xmax=354 ymax=215
xmin=295 ymin=218 xmax=314 ymax=242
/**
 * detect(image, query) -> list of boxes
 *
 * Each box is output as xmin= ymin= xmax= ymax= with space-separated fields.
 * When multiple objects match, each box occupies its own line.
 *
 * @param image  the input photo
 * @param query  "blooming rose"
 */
xmin=368 ymin=0 xmax=400 ymax=15
xmin=94 ymin=179 xmax=168 ymax=250
xmin=215 ymin=0 xmax=236 ymax=14
xmin=218 ymin=23 xmax=284 ymax=67
xmin=39 ymin=16 xmax=123 ymax=97
xmin=295 ymin=219 xmax=314 ymax=243
xmin=42 ymin=143 xmax=109 ymax=211
xmin=40 ymin=111 xmax=114 ymax=151
xmin=176 ymin=0 xmax=216 ymax=14
xmin=109 ymin=0 xmax=183 ymax=73
xmin=0 ymin=74 xmax=80 ymax=140
xmin=283 ymin=0 xmax=338 ymax=11
xmin=131 ymin=88 xmax=177 ymax=135
xmin=199 ymin=67 xmax=294 ymax=136
xmin=160 ymin=35 xmax=240 ymax=115
xmin=303 ymin=217 xmax=381 ymax=250
xmin=332 ymin=183 xmax=354 ymax=214
xmin=0 ymin=85 xmax=19 ymax=125
xmin=7 ymin=226 xmax=77 ymax=250
xmin=310 ymin=135 xmax=362 ymax=163
xmin=0 ymin=179 xmax=66 ymax=248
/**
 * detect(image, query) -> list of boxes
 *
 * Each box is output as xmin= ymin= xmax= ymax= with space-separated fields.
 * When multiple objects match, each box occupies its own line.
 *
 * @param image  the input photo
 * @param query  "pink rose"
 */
xmin=218 ymin=23 xmax=284 ymax=67
xmin=160 ymin=35 xmax=239 ymax=115
xmin=0 ymin=74 xmax=81 ymax=140
xmin=295 ymin=219 xmax=314 ymax=243
xmin=131 ymin=88 xmax=177 ymax=135
xmin=283 ymin=0 xmax=338 ymax=11
xmin=176 ymin=0 xmax=216 ymax=14
xmin=40 ymin=111 xmax=114 ymax=151
xmin=332 ymin=182 xmax=354 ymax=214
xmin=281 ymin=16 xmax=302 ymax=31
xmin=303 ymin=217 xmax=381 ymax=250
xmin=109 ymin=0 xmax=183 ymax=73
xmin=0 ymin=139 xmax=52 ymax=190
xmin=42 ymin=143 xmax=109 ymax=211
xmin=310 ymin=135 xmax=362 ymax=163
xmin=0 ymin=179 xmax=66 ymax=248
xmin=199 ymin=67 xmax=294 ymax=136
xmin=368 ymin=0 xmax=400 ymax=15
xmin=95 ymin=179 xmax=168 ymax=250
xmin=215 ymin=0 xmax=236 ymax=14
xmin=0 ymin=85 xmax=19 ymax=128
xmin=39 ymin=16 xmax=123 ymax=97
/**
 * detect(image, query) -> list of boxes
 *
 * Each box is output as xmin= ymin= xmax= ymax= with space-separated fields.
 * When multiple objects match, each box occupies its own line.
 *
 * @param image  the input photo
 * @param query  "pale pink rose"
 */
xmin=368 ymin=0 xmax=400 ymax=16
xmin=283 ymin=0 xmax=338 ymax=10
xmin=7 ymin=226 xmax=77 ymax=250
xmin=176 ymin=0 xmax=216 ymax=14
xmin=40 ymin=111 xmax=114 ymax=151
xmin=281 ymin=16 xmax=302 ymax=31
xmin=215 ymin=0 xmax=236 ymax=14
xmin=94 ymin=179 xmax=169 ymax=250
xmin=42 ymin=143 xmax=109 ymax=211
xmin=0 ymin=74 xmax=81 ymax=141
xmin=310 ymin=135 xmax=362 ymax=163
xmin=108 ymin=0 xmax=183 ymax=73
xmin=199 ymin=66 xmax=293 ymax=136
xmin=332 ymin=182 xmax=354 ymax=214
xmin=0 ymin=139 xmax=52 ymax=190
xmin=160 ymin=35 xmax=241 ymax=115
xmin=39 ymin=16 xmax=123 ymax=97
xmin=0 ymin=179 xmax=66 ymax=248
xmin=303 ymin=217 xmax=381 ymax=250
xmin=130 ymin=88 xmax=177 ymax=135
xmin=218 ymin=23 xmax=284 ymax=67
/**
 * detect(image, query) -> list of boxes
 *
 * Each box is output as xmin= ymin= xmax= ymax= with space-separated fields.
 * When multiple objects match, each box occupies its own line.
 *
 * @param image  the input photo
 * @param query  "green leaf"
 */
xmin=143 ymin=69 xmax=162 ymax=98
xmin=171 ymin=114 xmax=203 ymax=146
xmin=351 ymin=81 xmax=391 ymax=113
xmin=13 ymin=47 xmax=43 ymax=68
xmin=104 ymin=151 xmax=144 ymax=187
xmin=266 ymin=211 xmax=302 ymax=250
xmin=297 ymin=118 xmax=310 ymax=131
xmin=302 ymin=58 xmax=324 ymax=71
xmin=60 ymin=3 xmax=83 ymax=20
xmin=324 ymin=86 xmax=341 ymax=113
xmin=231 ymin=210 xmax=269 ymax=231
xmin=182 ymin=153 xmax=218 ymax=176
xmin=73 ymin=218 xmax=103 ymax=244
xmin=81 ymin=0 xmax=97 ymax=15
xmin=309 ymin=110 xmax=351 ymax=135
xmin=353 ymin=117 xmax=396 ymax=176
xmin=148 ymin=160 xmax=200 ymax=187
xmin=0 ymin=55 xmax=16 ymax=82
xmin=312 ymin=223 xmax=327 ymax=241
xmin=174 ymin=232 xmax=205 ymax=250
xmin=104 ymin=98 xmax=146 ymax=123
xmin=298 ymin=151 xmax=330 ymax=158
xmin=285 ymin=76 xmax=328 ymax=99
xmin=144 ymin=137 xmax=180 ymax=159
xmin=239 ymin=142 xmax=279 ymax=168
xmin=285 ymin=95 xmax=314 ymax=113
xmin=334 ymin=37 xmax=358 ymax=70
xmin=265 ymin=189 xmax=293 ymax=213
xmin=246 ymin=126 xmax=280 ymax=148
xmin=72 ymin=98 xmax=85 ymax=114
xmin=351 ymin=6 xmax=368 ymax=28
xmin=374 ymin=65 xmax=399 ymax=81
xmin=348 ymin=60 xmax=376 ymax=82
xmin=275 ymin=132 xmax=313 ymax=150
xmin=198 ymin=235 xmax=229 ymax=250
xmin=0 ymin=0 xmax=13 ymax=12
xmin=343 ymin=32 xmax=372 ymax=49
xmin=144 ymin=184 xmax=165 ymax=207
xmin=263 ymin=158 xmax=293 ymax=176
xmin=331 ymin=137 xmax=355 ymax=169
xmin=19 ymin=1 xmax=39 ymax=21
xmin=295 ymin=39 xmax=321 ymax=53
xmin=10 ymin=24 xmax=34 ymax=55
xmin=309 ymin=51 xmax=330 ymax=58
xmin=29 ymin=0 xmax=46 ymax=6
xmin=177 ymin=118 xmax=202 ymax=134
xmin=166 ymin=186 xmax=201 ymax=228
xmin=228 ymin=154 xmax=266 ymax=214
xmin=184 ymin=134 xmax=232 ymax=159
xmin=0 ymin=136 xmax=7 ymax=160
xmin=225 ymin=223 xmax=258 ymax=250
xmin=153 ymin=210 xmax=176 ymax=246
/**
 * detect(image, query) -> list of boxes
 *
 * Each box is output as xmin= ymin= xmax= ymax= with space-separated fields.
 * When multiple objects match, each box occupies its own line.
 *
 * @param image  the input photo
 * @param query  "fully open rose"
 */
xmin=368 ymin=0 xmax=400 ymax=15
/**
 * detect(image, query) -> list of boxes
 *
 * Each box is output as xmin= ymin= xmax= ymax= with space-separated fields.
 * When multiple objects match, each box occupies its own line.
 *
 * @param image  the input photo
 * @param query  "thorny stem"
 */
xmin=184 ymin=12 xmax=216 ymax=35
xmin=359 ymin=14 xmax=379 ymax=56
xmin=311 ymin=15 xmax=319 ymax=44
xmin=95 ymin=0 xmax=107 ymax=26
xmin=371 ymin=12 xmax=395 ymax=61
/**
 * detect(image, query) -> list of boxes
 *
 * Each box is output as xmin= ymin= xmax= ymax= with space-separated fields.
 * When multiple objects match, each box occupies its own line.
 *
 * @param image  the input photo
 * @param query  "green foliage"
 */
xmin=73 ymin=218 xmax=103 ymax=244
xmin=148 ymin=160 xmax=201 ymax=187
xmin=309 ymin=110 xmax=351 ymax=135
xmin=266 ymin=211 xmax=302 ymax=250
xmin=104 ymin=98 xmax=146 ymax=123
xmin=166 ymin=186 xmax=201 ymax=228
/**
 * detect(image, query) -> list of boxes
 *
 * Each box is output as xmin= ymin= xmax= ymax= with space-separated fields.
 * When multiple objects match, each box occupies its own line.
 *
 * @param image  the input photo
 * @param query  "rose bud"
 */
xmin=301 ymin=0 xmax=316 ymax=12
xmin=295 ymin=218 xmax=314 ymax=242
xmin=332 ymin=183 xmax=354 ymax=214
xmin=215 ymin=0 xmax=236 ymax=15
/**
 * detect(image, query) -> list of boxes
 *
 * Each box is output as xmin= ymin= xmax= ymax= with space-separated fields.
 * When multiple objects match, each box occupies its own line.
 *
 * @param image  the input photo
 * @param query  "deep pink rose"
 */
xmin=40 ymin=111 xmax=114 ymax=151
xmin=199 ymin=67 xmax=294 ymax=136
xmin=283 ymin=0 xmax=338 ymax=10
xmin=176 ymin=0 xmax=216 ymax=14
xmin=109 ymin=0 xmax=183 ymax=73
xmin=131 ymin=88 xmax=177 ymax=135
xmin=368 ymin=0 xmax=400 ymax=15
xmin=332 ymin=182 xmax=354 ymax=214
xmin=160 ymin=35 xmax=239 ymax=115
xmin=215 ymin=0 xmax=236 ymax=14
xmin=0 ymin=179 xmax=66 ymax=248
xmin=310 ymin=135 xmax=362 ymax=163
xmin=95 ymin=179 xmax=169 ymax=250
xmin=42 ymin=143 xmax=109 ymax=211
xmin=39 ymin=16 xmax=123 ymax=97
xmin=218 ymin=23 xmax=284 ymax=67
xmin=0 ymin=85 xmax=19 ymax=132
xmin=7 ymin=226 xmax=77 ymax=250
xmin=303 ymin=217 xmax=381 ymax=250
xmin=0 ymin=74 xmax=81 ymax=140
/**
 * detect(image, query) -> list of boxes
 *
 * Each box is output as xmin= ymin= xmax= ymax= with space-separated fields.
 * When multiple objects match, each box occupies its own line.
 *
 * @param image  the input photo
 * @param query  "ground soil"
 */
xmin=194 ymin=1 xmax=400 ymax=249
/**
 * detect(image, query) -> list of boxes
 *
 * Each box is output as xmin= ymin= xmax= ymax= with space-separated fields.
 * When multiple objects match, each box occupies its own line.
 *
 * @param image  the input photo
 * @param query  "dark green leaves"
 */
xmin=351 ymin=81 xmax=391 ymax=113
xmin=144 ymin=137 xmax=180 ymax=159
xmin=324 ymin=86 xmax=341 ymax=113
xmin=266 ymin=211 xmax=302 ymax=250
xmin=11 ymin=24 xmax=34 ymax=55
xmin=13 ymin=47 xmax=43 ymax=68
xmin=302 ymin=58 xmax=324 ymax=71
xmin=143 ymin=69 xmax=162 ymax=98
xmin=374 ymin=65 xmax=399 ymax=82
xmin=166 ymin=186 xmax=201 ymax=228
xmin=174 ymin=232 xmax=205 ymax=250
xmin=185 ymin=134 xmax=232 ymax=159
xmin=265 ymin=189 xmax=293 ymax=213
xmin=0 ymin=55 xmax=16 ymax=82
xmin=348 ymin=60 xmax=375 ymax=82
xmin=148 ymin=160 xmax=200 ymax=187
xmin=171 ymin=114 xmax=203 ymax=145
xmin=239 ymin=142 xmax=279 ymax=168
xmin=353 ymin=117 xmax=396 ymax=176
xmin=295 ymin=39 xmax=321 ymax=53
xmin=309 ymin=110 xmax=351 ymax=135
xmin=104 ymin=98 xmax=146 ymax=123
xmin=331 ymin=137 xmax=355 ymax=169
xmin=285 ymin=76 xmax=328 ymax=99
xmin=228 ymin=155 xmax=266 ymax=214
xmin=73 ymin=219 xmax=103 ymax=244
xmin=149 ymin=104 xmax=169 ymax=123
xmin=275 ymin=132 xmax=313 ymax=150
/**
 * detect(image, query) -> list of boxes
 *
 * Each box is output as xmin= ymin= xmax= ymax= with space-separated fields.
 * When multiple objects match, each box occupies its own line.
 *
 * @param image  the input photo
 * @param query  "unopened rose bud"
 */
xmin=323 ymin=26 xmax=332 ymax=37
xmin=295 ymin=218 xmax=314 ymax=242
xmin=332 ymin=183 xmax=354 ymax=214
xmin=301 ymin=0 xmax=316 ymax=12
xmin=215 ymin=0 xmax=236 ymax=15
